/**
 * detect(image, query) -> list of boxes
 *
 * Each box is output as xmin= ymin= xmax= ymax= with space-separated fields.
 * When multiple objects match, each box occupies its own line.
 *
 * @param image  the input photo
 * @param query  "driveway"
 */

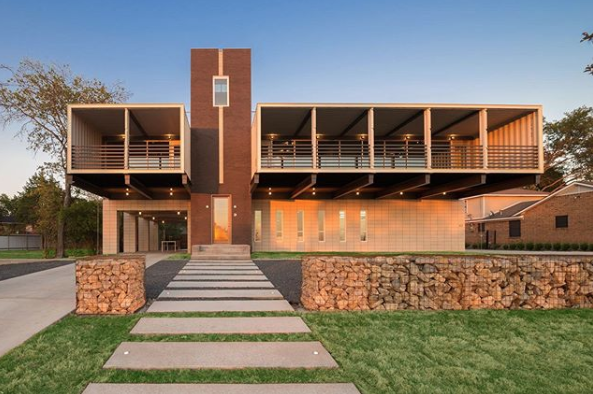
xmin=0 ymin=252 xmax=171 ymax=358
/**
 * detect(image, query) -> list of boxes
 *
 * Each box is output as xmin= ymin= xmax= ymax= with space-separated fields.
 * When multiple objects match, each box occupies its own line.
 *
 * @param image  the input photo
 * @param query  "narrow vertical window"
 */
xmin=360 ymin=210 xmax=367 ymax=242
xmin=339 ymin=210 xmax=346 ymax=242
xmin=297 ymin=210 xmax=304 ymax=242
xmin=318 ymin=210 xmax=325 ymax=242
xmin=275 ymin=210 xmax=283 ymax=240
xmin=213 ymin=76 xmax=229 ymax=107
xmin=254 ymin=210 xmax=262 ymax=242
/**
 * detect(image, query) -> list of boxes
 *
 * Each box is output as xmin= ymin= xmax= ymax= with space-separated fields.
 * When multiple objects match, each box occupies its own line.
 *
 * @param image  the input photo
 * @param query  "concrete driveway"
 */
xmin=0 ymin=253 xmax=172 ymax=358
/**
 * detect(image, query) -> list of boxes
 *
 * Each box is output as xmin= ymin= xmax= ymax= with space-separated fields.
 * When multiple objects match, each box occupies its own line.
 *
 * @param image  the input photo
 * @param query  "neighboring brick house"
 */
xmin=465 ymin=182 xmax=593 ymax=247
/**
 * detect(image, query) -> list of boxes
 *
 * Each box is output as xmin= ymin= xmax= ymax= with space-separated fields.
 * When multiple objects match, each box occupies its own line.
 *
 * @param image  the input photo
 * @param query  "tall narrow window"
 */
xmin=297 ymin=210 xmax=304 ymax=242
xmin=254 ymin=210 xmax=262 ymax=242
xmin=213 ymin=76 xmax=229 ymax=107
xmin=360 ymin=210 xmax=367 ymax=242
xmin=275 ymin=210 xmax=283 ymax=240
xmin=318 ymin=210 xmax=325 ymax=242
xmin=509 ymin=220 xmax=521 ymax=238
xmin=339 ymin=210 xmax=346 ymax=242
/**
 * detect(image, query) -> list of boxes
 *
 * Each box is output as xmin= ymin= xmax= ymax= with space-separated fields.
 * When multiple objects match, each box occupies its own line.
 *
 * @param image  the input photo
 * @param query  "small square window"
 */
xmin=509 ymin=220 xmax=521 ymax=238
xmin=213 ymin=77 xmax=229 ymax=107
xmin=555 ymin=215 xmax=568 ymax=228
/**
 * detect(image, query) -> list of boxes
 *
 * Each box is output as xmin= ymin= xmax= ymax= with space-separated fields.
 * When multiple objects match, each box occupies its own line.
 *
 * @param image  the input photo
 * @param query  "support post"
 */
xmin=124 ymin=108 xmax=130 ymax=170
xmin=368 ymin=108 xmax=374 ymax=168
xmin=424 ymin=108 xmax=432 ymax=169
xmin=311 ymin=107 xmax=317 ymax=169
xmin=479 ymin=109 xmax=488 ymax=169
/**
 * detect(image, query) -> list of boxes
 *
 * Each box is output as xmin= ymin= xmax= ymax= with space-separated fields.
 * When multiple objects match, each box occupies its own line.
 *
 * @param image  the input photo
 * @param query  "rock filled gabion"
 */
xmin=301 ymin=255 xmax=593 ymax=311
xmin=76 ymin=255 xmax=146 ymax=315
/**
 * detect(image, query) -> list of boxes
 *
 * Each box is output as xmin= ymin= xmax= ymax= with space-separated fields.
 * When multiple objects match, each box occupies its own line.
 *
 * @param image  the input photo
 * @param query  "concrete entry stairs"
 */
xmin=191 ymin=244 xmax=251 ymax=261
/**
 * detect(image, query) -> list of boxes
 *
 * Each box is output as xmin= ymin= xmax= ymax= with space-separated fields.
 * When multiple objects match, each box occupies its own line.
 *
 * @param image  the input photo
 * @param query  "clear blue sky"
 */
xmin=1 ymin=0 xmax=592 ymax=195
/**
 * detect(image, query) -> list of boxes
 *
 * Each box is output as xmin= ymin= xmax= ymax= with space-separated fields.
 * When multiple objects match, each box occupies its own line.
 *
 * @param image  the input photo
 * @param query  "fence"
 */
xmin=0 ymin=234 xmax=42 ymax=250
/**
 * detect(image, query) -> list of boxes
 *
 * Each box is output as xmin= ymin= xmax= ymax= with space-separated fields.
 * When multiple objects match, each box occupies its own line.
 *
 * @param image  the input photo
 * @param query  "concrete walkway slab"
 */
xmin=83 ymin=383 xmax=361 ymax=394
xmin=188 ymin=260 xmax=254 ymax=264
xmin=158 ymin=289 xmax=283 ymax=299
xmin=178 ymin=269 xmax=263 ymax=275
xmin=104 ymin=341 xmax=338 ymax=369
xmin=147 ymin=300 xmax=293 ymax=312
xmin=168 ymin=281 xmax=274 ymax=289
xmin=131 ymin=317 xmax=311 ymax=335
xmin=182 ymin=266 xmax=258 ymax=270
xmin=173 ymin=274 xmax=268 ymax=281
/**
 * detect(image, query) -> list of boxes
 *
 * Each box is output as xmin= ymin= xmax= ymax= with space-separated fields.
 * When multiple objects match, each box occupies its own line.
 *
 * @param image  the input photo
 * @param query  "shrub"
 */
xmin=544 ymin=242 xmax=552 ymax=251
xmin=516 ymin=242 xmax=525 ymax=250
xmin=570 ymin=243 xmax=580 ymax=251
xmin=509 ymin=243 xmax=517 ymax=250
xmin=553 ymin=242 xmax=562 ymax=251
xmin=534 ymin=243 xmax=544 ymax=251
xmin=65 ymin=248 xmax=95 ymax=257
xmin=580 ymin=242 xmax=589 ymax=251
xmin=490 ymin=243 xmax=499 ymax=250
xmin=562 ymin=243 xmax=571 ymax=251
xmin=502 ymin=244 xmax=509 ymax=250
xmin=526 ymin=242 xmax=534 ymax=251
xmin=465 ymin=243 xmax=471 ymax=249
xmin=589 ymin=243 xmax=593 ymax=251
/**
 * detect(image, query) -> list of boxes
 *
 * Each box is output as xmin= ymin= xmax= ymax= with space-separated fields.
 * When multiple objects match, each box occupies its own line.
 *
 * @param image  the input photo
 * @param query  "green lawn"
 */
xmin=0 ymin=249 xmax=95 ymax=260
xmin=1 ymin=309 xmax=593 ymax=393
xmin=251 ymin=251 xmax=501 ymax=260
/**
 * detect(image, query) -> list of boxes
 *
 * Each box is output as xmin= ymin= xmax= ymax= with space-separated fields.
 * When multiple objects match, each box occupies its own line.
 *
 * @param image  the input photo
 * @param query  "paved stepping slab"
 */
xmin=103 ymin=341 xmax=338 ymax=369
xmin=173 ymin=275 xmax=268 ymax=281
xmin=178 ymin=270 xmax=263 ymax=275
xmin=158 ymin=289 xmax=283 ymax=299
xmin=148 ymin=300 xmax=293 ymax=312
xmin=131 ymin=317 xmax=311 ymax=335
xmin=168 ymin=281 xmax=275 ymax=289
xmin=83 ymin=383 xmax=360 ymax=394
xmin=188 ymin=261 xmax=254 ymax=265
xmin=182 ymin=266 xmax=259 ymax=270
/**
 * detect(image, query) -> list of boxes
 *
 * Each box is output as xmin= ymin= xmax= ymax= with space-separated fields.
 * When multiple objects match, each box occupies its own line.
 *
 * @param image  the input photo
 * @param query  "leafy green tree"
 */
xmin=64 ymin=197 xmax=101 ymax=250
xmin=0 ymin=59 xmax=130 ymax=257
xmin=582 ymin=31 xmax=593 ymax=75
xmin=542 ymin=106 xmax=593 ymax=190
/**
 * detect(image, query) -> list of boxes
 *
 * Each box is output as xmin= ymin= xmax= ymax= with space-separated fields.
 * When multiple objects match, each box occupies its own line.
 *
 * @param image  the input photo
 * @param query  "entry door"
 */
xmin=212 ymin=196 xmax=231 ymax=244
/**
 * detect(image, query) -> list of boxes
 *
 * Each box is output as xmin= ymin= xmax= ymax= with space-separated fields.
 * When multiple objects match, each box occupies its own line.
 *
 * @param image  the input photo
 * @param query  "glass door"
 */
xmin=212 ymin=196 xmax=231 ymax=244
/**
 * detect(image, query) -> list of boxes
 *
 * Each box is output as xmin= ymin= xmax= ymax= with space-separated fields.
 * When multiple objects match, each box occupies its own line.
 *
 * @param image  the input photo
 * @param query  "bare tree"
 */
xmin=0 ymin=59 xmax=130 ymax=257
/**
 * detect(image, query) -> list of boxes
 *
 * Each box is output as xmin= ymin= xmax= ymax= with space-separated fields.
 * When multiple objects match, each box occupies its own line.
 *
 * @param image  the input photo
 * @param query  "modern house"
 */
xmin=466 ymin=182 xmax=593 ymax=247
xmin=66 ymin=48 xmax=544 ymax=254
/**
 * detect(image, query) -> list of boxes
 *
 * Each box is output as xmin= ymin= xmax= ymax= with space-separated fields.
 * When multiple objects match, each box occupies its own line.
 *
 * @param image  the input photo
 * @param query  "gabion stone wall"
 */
xmin=76 ymin=255 xmax=145 ymax=314
xmin=301 ymin=255 xmax=593 ymax=311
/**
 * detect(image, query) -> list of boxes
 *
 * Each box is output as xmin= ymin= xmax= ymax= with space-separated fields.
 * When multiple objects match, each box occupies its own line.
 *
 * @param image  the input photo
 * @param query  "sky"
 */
xmin=0 ymin=0 xmax=592 ymax=195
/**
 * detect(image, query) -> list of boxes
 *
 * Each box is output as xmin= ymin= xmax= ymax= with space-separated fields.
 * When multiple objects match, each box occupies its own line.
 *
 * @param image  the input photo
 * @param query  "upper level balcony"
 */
xmin=251 ymin=104 xmax=543 ymax=199
xmin=67 ymin=104 xmax=191 ymax=200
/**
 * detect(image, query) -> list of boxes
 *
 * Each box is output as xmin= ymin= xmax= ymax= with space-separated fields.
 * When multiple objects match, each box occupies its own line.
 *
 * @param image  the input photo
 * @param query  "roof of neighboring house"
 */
xmin=484 ymin=200 xmax=539 ymax=220
xmin=461 ymin=188 xmax=548 ymax=200
xmin=468 ymin=182 xmax=593 ymax=223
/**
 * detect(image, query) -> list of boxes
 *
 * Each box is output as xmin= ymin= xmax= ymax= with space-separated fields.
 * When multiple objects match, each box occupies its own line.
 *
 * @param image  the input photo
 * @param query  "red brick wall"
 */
xmin=466 ymin=191 xmax=593 ymax=246
xmin=189 ymin=49 xmax=252 ymax=246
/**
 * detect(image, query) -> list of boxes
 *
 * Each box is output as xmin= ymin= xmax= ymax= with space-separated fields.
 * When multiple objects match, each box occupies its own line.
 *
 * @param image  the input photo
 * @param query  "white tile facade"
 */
xmin=251 ymin=199 xmax=465 ymax=252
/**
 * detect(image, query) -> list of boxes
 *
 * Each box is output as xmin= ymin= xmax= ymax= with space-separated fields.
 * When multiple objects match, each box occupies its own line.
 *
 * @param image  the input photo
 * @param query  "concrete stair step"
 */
xmin=190 ymin=255 xmax=252 ymax=261
xmin=103 ymin=341 xmax=338 ymax=369
xmin=182 ymin=266 xmax=259 ymax=270
xmin=147 ymin=300 xmax=293 ymax=312
xmin=192 ymin=244 xmax=251 ymax=254
xmin=158 ymin=289 xmax=283 ymax=299
xmin=173 ymin=274 xmax=268 ymax=281
xmin=131 ymin=317 xmax=311 ymax=335
xmin=168 ymin=281 xmax=275 ymax=289
xmin=83 ymin=383 xmax=361 ymax=394
xmin=178 ymin=269 xmax=263 ymax=275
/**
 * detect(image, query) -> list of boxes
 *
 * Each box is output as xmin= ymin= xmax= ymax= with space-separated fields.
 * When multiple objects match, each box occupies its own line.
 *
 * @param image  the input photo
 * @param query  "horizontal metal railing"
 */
xmin=71 ymin=142 xmax=181 ymax=170
xmin=261 ymin=140 xmax=313 ymax=168
xmin=374 ymin=141 xmax=427 ymax=168
xmin=431 ymin=144 xmax=484 ymax=169
xmin=317 ymin=140 xmax=370 ymax=168
xmin=488 ymin=145 xmax=538 ymax=169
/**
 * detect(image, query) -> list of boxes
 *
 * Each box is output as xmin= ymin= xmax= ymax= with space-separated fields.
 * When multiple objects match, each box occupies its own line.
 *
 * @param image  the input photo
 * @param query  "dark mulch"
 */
xmin=0 ymin=260 xmax=73 ymax=282
xmin=144 ymin=259 xmax=188 ymax=300
xmin=255 ymin=259 xmax=302 ymax=304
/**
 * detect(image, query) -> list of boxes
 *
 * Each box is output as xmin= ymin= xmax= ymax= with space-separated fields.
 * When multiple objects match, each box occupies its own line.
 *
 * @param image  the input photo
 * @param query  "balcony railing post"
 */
xmin=124 ymin=109 xmax=130 ymax=170
xmin=479 ymin=109 xmax=488 ymax=169
xmin=311 ymin=107 xmax=317 ymax=169
xmin=424 ymin=109 xmax=432 ymax=169
xmin=368 ymin=108 xmax=374 ymax=169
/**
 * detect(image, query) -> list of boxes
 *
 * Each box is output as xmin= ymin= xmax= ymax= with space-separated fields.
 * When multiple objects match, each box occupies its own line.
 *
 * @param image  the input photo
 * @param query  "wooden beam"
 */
xmin=457 ymin=175 xmax=540 ymax=199
xmin=333 ymin=174 xmax=374 ymax=199
xmin=432 ymin=111 xmax=479 ymax=136
xmin=290 ymin=174 xmax=317 ymax=199
xmin=338 ymin=110 xmax=368 ymax=137
xmin=128 ymin=110 xmax=149 ymax=138
xmin=124 ymin=174 xmax=153 ymax=200
xmin=292 ymin=110 xmax=312 ymax=137
xmin=419 ymin=174 xmax=486 ymax=199
xmin=250 ymin=174 xmax=259 ymax=194
xmin=68 ymin=175 xmax=111 ymax=199
xmin=376 ymin=175 xmax=430 ymax=199
xmin=182 ymin=174 xmax=192 ymax=196
xmin=383 ymin=110 xmax=424 ymax=137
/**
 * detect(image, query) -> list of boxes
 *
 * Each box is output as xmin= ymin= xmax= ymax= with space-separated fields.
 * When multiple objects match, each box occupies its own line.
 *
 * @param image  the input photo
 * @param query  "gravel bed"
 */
xmin=255 ymin=259 xmax=302 ymax=305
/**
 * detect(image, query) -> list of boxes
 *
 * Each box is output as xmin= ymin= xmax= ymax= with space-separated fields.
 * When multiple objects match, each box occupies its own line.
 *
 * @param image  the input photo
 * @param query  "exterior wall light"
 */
xmin=138 ymin=211 xmax=142 ymax=215
xmin=177 ymin=211 xmax=180 ymax=215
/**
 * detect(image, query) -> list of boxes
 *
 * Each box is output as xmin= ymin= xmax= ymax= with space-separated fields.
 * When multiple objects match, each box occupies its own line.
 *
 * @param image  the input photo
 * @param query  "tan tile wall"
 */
xmin=102 ymin=199 xmax=191 ymax=254
xmin=137 ymin=217 xmax=150 ymax=252
xmin=251 ymin=199 xmax=465 ymax=252
xmin=122 ymin=213 xmax=137 ymax=253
